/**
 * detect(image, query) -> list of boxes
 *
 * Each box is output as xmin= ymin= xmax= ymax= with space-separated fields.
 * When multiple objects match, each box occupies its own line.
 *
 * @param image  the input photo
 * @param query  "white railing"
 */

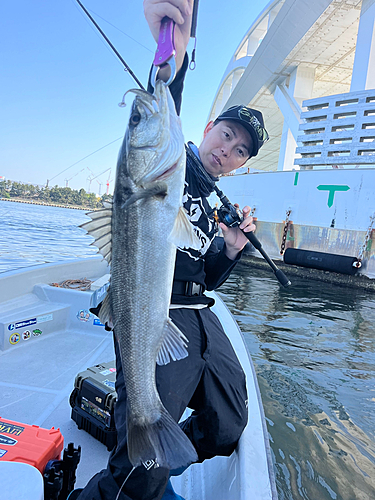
xmin=294 ymin=89 xmax=375 ymax=168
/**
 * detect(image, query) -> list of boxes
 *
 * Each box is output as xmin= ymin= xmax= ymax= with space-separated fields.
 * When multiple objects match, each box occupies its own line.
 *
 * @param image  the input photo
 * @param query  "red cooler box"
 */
xmin=0 ymin=417 xmax=64 ymax=474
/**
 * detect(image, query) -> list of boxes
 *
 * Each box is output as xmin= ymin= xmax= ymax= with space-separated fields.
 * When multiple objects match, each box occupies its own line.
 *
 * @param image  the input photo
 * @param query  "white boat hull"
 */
xmin=215 ymin=168 xmax=375 ymax=279
xmin=172 ymin=292 xmax=277 ymax=500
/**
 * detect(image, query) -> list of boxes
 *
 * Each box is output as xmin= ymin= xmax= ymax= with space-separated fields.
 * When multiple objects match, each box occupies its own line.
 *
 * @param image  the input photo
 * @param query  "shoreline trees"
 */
xmin=0 ymin=180 xmax=110 ymax=208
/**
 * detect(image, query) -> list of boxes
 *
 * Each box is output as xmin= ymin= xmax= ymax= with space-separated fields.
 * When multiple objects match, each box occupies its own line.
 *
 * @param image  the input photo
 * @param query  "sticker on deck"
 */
xmin=37 ymin=313 xmax=53 ymax=324
xmin=0 ymin=449 xmax=7 ymax=458
xmin=9 ymin=333 xmax=20 ymax=345
xmin=77 ymin=310 xmax=91 ymax=322
xmin=16 ymin=319 xmax=37 ymax=329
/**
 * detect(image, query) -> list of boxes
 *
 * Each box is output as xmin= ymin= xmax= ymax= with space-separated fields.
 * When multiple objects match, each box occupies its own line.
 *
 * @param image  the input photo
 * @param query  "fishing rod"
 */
xmin=185 ymin=145 xmax=291 ymax=288
xmin=75 ymin=0 xmax=200 ymax=90
xmin=75 ymin=0 xmax=145 ymax=90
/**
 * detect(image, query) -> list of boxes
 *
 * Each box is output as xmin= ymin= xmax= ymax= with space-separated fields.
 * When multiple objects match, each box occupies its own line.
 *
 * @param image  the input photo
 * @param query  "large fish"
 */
xmin=82 ymin=80 xmax=198 ymax=469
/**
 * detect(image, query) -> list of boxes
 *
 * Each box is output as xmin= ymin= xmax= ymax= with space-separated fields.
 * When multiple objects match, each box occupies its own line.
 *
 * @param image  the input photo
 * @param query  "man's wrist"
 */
xmin=224 ymin=245 xmax=241 ymax=261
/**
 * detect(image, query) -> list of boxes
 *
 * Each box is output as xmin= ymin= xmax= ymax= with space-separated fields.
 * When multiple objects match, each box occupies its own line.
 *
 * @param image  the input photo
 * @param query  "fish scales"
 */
xmin=83 ymin=80 xmax=198 ymax=470
xmin=111 ymin=190 xmax=176 ymax=420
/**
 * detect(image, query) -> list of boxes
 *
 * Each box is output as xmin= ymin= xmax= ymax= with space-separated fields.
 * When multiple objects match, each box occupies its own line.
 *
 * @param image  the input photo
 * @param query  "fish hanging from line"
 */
xmin=81 ymin=80 xmax=199 ymax=469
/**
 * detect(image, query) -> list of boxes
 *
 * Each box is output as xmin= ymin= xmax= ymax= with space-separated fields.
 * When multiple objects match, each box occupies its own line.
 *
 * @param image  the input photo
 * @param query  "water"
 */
xmin=0 ymin=201 xmax=96 ymax=273
xmin=1 ymin=201 xmax=375 ymax=499
xmin=217 ymin=267 xmax=375 ymax=500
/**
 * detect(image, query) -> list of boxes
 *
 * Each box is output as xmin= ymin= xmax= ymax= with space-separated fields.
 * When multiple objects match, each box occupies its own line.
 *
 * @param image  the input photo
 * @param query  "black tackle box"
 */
xmin=70 ymin=361 xmax=118 ymax=451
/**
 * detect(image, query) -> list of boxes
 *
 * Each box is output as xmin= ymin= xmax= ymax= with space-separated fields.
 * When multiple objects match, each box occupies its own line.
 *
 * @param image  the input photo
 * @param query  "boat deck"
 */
xmin=0 ymin=294 xmax=114 ymax=490
xmin=0 ymin=258 xmax=277 ymax=499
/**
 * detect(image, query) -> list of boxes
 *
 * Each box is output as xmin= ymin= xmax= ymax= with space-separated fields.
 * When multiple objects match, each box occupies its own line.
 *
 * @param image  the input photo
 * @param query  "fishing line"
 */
xmin=82 ymin=7 xmax=153 ymax=54
xmin=70 ymin=0 xmax=126 ymax=71
xmin=74 ymin=0 xmax=145 ymax=90
xmin=48 ymin=137 xmax=122 ymax=185
xmin=114 ymin=466 xmax=136 ymax=500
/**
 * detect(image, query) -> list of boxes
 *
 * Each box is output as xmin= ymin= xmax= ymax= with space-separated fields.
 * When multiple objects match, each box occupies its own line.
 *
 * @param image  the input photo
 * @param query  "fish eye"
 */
xmin=130 ymin=113 xmax=141 ymax=126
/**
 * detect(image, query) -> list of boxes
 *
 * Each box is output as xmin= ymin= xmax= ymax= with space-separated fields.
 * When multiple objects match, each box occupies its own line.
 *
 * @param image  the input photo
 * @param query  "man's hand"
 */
xmin=144 ymin=0 xmax=194 ymax=80
xmin=220 ymin=205 xmax=256 ymax=260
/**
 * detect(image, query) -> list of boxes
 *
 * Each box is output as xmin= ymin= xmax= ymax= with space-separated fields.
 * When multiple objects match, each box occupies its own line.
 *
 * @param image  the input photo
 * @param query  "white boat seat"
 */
xmin=0 ymin=461 xmax=44 ymax=500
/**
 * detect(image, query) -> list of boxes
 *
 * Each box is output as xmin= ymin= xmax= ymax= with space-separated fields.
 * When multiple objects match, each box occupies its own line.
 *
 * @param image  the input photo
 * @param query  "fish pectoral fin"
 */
xmin=80 ymin=206 xmax=112 ymax=263
xmin=97 ymin=292 xmax=113 ymax=326
xmin=168 ymin=207 xmax=201 ymax=250
xmin=121 ymin=181 xmax=168 ymax=209
xmin=156 ymin=318 xmax=189 ymax=366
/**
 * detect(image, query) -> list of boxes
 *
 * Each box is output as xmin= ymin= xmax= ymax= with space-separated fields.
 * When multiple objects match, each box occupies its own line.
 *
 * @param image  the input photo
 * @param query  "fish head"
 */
xmin=123 ymin=80 xmax=185 ymax=188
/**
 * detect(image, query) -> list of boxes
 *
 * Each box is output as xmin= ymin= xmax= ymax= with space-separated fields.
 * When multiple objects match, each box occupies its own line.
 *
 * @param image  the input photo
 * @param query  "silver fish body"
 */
xmin=82 ymin=81 xmax=198 ymax=469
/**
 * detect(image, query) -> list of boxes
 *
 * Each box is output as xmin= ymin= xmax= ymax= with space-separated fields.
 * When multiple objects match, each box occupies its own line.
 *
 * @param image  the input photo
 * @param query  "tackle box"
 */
xmin=70 ymin=360 xmax=117 ymax=451
xmin=0 ymin=417 xmax=64 ymax=473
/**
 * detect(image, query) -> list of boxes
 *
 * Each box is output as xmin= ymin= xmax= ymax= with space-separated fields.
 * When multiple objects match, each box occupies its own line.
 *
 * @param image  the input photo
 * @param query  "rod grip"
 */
xmin=242 ymin=230 xmax=291 ymax=287
xmin=245 ymin=230 xmax=262 ymax=250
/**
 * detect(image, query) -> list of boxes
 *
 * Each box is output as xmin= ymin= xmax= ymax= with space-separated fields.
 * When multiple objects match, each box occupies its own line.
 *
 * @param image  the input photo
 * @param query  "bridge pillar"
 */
xmin=277 ymin=65 xmax=315 ymax=171
xmin=351 ymin=0 xmax=375 ymax=91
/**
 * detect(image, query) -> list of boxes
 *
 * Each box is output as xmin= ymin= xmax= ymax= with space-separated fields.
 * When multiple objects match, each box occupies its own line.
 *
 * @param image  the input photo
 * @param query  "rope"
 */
xmin=50 ymin=278 xmax=93 ymax=291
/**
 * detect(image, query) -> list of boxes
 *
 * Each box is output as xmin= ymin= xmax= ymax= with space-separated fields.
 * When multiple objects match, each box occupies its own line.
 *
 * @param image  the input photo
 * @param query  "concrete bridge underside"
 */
xmin=208 ymin=0 xmax=375 ymax=172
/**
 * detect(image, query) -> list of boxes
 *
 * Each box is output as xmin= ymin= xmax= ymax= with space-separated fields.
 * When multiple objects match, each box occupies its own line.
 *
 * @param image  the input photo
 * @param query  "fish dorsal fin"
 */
xmin=80 ymin=207 xmax=112 ymax=263
xmin=156 ymin=318 xmax=189 ymax=366
xmin=168 ymin=207 xmax=200 ymax=250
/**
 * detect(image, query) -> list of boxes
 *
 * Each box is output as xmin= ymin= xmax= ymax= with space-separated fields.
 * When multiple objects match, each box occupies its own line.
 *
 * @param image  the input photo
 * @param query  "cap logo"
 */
xmin=221 ymin=105 xmax=269 ymax=153
xmin=239 ymin=108 xmax=261 ymax=131
xmin=239 ymin=108 xmax=268 ymax=144
xmin=239 ymin=108 xmax=255 ymax=122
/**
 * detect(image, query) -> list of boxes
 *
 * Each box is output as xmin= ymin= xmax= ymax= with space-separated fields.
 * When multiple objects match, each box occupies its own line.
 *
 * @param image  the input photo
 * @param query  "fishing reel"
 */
xmin=215 ymin=203 xmax=243 ymax=228
xmin=214 ymin=194 xmax=291 ymax=288
xmin=184 ymin=143 xmax=291 ymax=287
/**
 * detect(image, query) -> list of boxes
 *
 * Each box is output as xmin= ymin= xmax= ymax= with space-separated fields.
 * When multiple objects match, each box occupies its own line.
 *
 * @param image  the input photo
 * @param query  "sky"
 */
xmin=1 ymin=0 xmax=270 ymax=194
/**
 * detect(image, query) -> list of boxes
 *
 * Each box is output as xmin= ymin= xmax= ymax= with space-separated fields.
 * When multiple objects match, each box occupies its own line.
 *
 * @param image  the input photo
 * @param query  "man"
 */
xmin=71 ymin=1 xmax=268 ymax=499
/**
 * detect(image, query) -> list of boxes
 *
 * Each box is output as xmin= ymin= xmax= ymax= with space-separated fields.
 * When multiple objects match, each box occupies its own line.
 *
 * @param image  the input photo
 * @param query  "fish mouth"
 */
xmin=124 ymin=81 xmax=184 ymax=185
xmin=123 ymin=80 xmax=168 ymax=115
xmin=122 ymin=88 xmax=159 ymax=115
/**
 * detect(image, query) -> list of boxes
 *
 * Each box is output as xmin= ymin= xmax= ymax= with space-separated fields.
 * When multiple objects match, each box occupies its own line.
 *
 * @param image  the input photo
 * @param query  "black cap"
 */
xmin=215 ymin=105 xmax=269 ymax=158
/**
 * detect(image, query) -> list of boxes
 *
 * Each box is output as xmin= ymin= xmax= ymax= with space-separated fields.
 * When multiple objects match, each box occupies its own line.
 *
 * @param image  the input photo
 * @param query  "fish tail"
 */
xmin=127 ymin=406 xmax=198 ymax=470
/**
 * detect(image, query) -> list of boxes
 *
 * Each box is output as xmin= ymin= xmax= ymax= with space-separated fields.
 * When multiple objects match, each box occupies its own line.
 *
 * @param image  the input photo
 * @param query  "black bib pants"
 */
xmin=78 ymin=306 xmax=248 ymax=500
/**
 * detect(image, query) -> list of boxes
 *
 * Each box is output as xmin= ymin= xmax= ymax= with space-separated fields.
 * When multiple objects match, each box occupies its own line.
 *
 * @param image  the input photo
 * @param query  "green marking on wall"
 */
xmin=294 ymin=172 xmax=299 ymax=186
xmin=317 ymin=185 xmax=350 ymax=208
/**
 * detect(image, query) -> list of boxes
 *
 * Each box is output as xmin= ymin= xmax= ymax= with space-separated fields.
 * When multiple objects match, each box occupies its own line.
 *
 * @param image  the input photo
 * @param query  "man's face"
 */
xmin=198 ymin=120 xmax=253 ymax=176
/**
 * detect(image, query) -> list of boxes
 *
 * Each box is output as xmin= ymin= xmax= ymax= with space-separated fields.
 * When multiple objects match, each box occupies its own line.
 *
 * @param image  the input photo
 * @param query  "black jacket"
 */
xmin=148 ymin=56 xmax=242 ymax=306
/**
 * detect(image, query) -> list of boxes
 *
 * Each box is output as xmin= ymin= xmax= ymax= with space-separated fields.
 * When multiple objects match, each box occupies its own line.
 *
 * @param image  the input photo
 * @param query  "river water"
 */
xmin=1 ymin=200 xmax=374 ymax=500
